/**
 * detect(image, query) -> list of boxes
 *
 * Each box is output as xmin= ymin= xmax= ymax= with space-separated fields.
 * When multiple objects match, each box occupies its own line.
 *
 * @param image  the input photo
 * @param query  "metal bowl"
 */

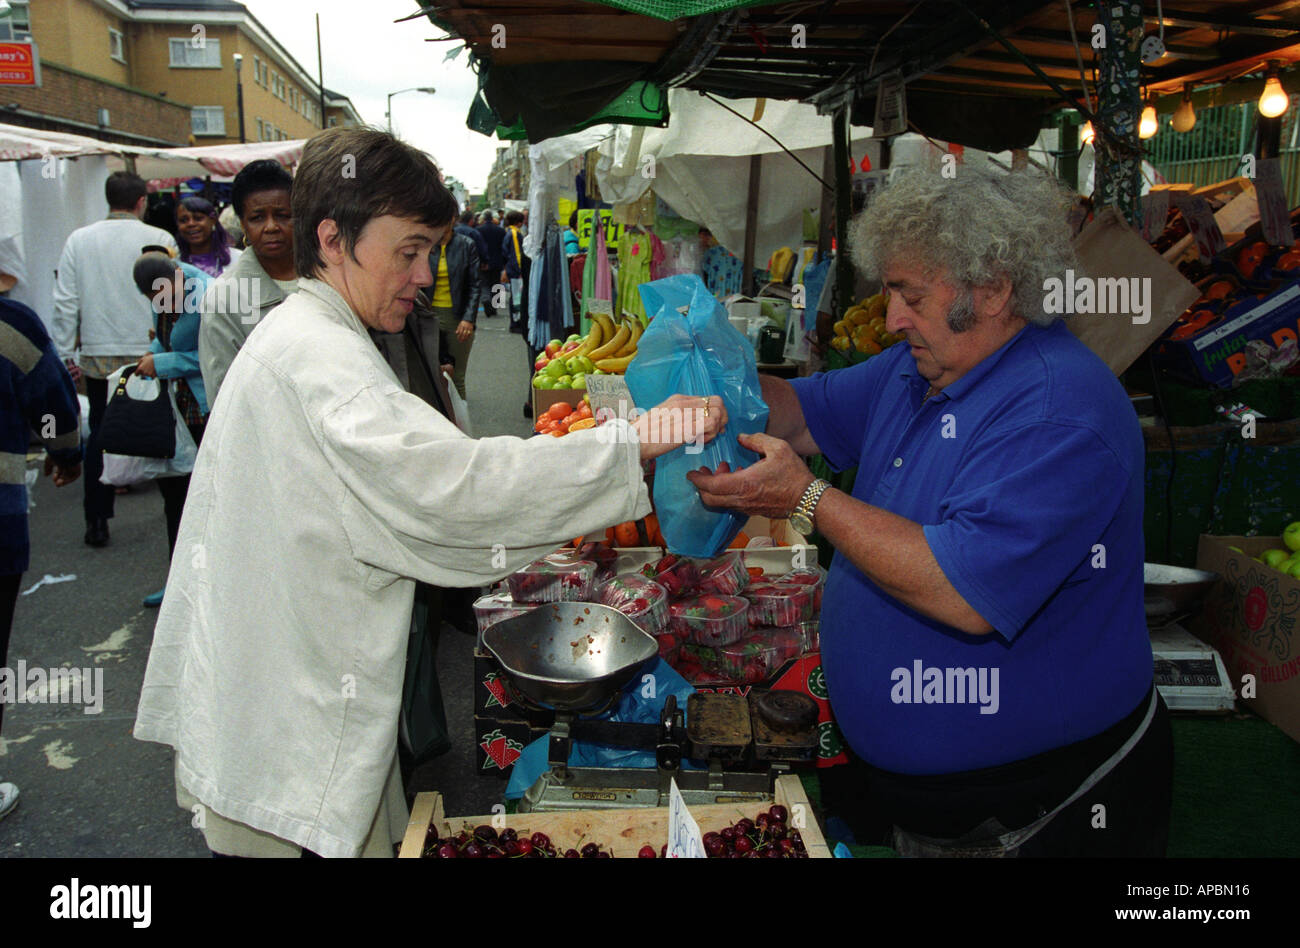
xmin=482 ymin=601 xmax=658 ymax=712
xmin=1143 ymin=562 xmax=1219 ymax=617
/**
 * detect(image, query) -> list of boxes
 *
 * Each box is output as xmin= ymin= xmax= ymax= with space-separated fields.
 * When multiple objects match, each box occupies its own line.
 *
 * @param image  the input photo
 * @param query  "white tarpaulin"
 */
xmin=593 ymin=90 xmax=876 ymax=264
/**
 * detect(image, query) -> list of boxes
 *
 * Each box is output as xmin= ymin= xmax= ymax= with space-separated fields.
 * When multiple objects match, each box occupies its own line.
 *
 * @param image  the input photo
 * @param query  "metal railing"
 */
xmin=1146 ymin=95 xmax=1300 ymax=205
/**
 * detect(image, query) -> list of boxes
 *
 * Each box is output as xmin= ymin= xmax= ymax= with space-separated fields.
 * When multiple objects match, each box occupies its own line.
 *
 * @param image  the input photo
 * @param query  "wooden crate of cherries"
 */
xmin=400 ymin=774 xmax=831 ymax=859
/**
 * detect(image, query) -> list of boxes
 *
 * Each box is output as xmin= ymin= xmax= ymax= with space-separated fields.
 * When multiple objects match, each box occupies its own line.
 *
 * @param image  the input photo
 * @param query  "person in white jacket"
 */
xmin=51 ymin=171 xmax=177 ymax=547
xmin=133 ymin=128 xmax=726 ymax=858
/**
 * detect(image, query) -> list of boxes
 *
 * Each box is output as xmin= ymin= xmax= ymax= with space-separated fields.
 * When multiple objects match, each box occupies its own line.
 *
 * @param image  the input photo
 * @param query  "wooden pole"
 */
xmin=742 ymin=153 xmax=761 ymax=296
xmin=833 ymin=105 xmax=853 ymax=317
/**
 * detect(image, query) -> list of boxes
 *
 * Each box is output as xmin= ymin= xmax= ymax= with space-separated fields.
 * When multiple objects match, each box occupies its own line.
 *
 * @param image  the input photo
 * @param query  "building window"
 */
xmin=327 ymin=115 xmax=338 ymax=128
xmin=0 ymin=1 xmax=31 ymax=41
xmin=169 ymin=36 xmax=221 ymax=68
xmin=253 ymin=56 xmax=262 ymax=86
xmin=256 ymin=118 xmax=264 ymax=141
xmin=191 ymin=106 xmax=227 ymax=137
xmin=109 ymin=29 xmax=126 ymax=63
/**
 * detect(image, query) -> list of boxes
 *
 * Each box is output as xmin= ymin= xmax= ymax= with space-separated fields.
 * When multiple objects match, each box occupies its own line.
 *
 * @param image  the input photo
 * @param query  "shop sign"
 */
xmin=0 ymin=41 xmax=39 ymax=87
xmin=577 ymin=208 xmax=624 ymax=251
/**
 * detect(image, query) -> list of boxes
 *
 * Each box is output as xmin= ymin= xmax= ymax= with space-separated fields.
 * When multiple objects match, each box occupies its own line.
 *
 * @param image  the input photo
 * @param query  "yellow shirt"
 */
xmin=431 ymin=248 xmax=453 ymax=309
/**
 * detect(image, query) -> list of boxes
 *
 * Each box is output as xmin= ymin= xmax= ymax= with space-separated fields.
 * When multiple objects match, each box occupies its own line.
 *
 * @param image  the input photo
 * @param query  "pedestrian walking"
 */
xmin=0 ymin=296 xmax=82 ymax=821
xmin=176 ymin=196 xmax=241 ymax=279
xmin=198 ymin=160 xmax=296 ymax=408
xmin=131 ymin=254 xmax=210 ymax=608
xmin=51 ymin=171 xmax=177 ymax=548
xmin=427 ymin=226 xmax=482 ymax=400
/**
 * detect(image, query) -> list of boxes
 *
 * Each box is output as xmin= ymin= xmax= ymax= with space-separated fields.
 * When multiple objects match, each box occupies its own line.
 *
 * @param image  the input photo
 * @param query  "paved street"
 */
xmin=0 ymin=309 xmax=535 ymax=856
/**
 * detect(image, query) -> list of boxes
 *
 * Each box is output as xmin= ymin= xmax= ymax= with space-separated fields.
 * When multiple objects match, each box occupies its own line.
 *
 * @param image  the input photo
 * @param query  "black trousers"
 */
xmin=822 ymin=685 xmax=1173 ymax=857
xmin=83 ymin=376 xmax=116 ymax=522
xmin=0 ymin=572 xmax=19 ymax=737
xmin=156 ymin=423 xmax=205 ymax=561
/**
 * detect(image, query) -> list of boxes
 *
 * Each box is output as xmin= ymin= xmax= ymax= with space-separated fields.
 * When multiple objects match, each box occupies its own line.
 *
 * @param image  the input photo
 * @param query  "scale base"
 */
xmin=519 ymin=765 xmax=777 ymax=813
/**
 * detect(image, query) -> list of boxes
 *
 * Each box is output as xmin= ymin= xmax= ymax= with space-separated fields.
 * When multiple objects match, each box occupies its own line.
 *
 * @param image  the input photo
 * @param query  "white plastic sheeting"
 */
xmin=522 ymin=90 xmax=875 ymax=265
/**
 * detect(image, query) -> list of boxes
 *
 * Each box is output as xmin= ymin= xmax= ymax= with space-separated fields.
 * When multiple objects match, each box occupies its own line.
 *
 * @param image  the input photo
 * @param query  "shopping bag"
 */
xmin=97 ymin=366 xmax=175 ymax=459
xmin=98 ymin=367 xmax=198 ymax=484
xmin=100 ymin=452 xmax=160 ymax=487
xmin=400 ymin=582 xmax=452 ymax=766
xmin=626 ymin=274 xmax=770 ymax=558
xmin=442 ymin=368 xmax=473 ymax=436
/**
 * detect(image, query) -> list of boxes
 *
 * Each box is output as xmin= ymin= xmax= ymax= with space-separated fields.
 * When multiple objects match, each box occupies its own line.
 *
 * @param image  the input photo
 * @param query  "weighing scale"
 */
xmin=483 ymin=602 xmax=820 ymax=813
xmin=1145 ymin=563 xmax=1236 ymax=714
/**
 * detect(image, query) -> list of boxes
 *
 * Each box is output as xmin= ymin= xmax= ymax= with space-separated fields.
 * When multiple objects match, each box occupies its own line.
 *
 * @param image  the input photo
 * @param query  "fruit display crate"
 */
xmin=398 ymin=774 xmax=832 ymax=858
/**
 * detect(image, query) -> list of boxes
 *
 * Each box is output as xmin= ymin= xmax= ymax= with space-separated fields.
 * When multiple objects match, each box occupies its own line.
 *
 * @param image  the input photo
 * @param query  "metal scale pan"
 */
xmin=482 ymin=601 xmax=658 ymax=713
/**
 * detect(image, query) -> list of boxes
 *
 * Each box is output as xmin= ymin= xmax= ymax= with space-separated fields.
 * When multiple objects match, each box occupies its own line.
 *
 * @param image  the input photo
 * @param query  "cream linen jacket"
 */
xmin=134 ymin=278 xmax=650 ymax=857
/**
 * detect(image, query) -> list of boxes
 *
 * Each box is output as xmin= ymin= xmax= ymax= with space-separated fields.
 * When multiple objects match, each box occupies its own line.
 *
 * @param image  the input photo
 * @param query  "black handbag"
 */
xmin=97 ymin=366 xmax=176 ymax=459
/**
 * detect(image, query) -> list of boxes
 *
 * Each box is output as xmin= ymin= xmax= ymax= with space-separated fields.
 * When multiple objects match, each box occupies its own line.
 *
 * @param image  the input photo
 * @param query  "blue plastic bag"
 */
xmin=625 ymin=275 xmax=769 ymax=558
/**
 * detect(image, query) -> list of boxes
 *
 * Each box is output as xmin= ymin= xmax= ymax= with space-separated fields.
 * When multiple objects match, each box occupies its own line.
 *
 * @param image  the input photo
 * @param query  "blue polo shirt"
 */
xmin=790 ymin=320 xmax=1152 ymax=775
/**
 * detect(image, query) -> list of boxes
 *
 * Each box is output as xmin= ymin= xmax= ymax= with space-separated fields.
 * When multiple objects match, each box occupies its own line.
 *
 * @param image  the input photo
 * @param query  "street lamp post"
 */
xmin=232 ymin=52 xmax=246 ymax=144
xmin=386 ymin=86 xmax=437 ymax=133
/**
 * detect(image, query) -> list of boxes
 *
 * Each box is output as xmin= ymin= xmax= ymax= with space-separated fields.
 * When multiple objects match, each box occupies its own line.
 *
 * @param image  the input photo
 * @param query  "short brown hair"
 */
xmin=292 ymin=127 xmax=458 ymax=279
xmin=106 ymin=171 xmax=147 ymax=211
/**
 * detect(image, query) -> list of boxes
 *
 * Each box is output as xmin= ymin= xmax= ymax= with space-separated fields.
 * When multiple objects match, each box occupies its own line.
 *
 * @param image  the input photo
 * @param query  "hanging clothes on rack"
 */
xmin=702 ymin=243 xmax=744 ymax=300
xmin=617 ymin=230 xmax=655 ymax=324
xmin=527 ymin=221 xmax=574 ymax=352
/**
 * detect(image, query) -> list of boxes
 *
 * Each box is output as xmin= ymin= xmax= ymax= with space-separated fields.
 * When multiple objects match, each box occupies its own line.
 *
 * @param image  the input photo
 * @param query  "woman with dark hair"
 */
xmin=134 ymin=127 xmax=727 ymax=859
xmin=197 ymin=159 xmax=296 ymax=406
xmin=175 ymin=196 xmax=240 ymax=278
xmin=131 ymin=252 xmax=210 ymax=608
xmin=563 ymin=210 xmax=581 ymax=257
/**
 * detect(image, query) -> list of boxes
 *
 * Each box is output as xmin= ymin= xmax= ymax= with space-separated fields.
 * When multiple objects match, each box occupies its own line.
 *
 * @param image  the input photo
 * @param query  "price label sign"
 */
xmin=1140 ymin=189 xmax=1170 ymax=243
xmin=1174 ymin=194 xmax=1225 ymax=264
xmin=1255 ymin=158 xmax=1292 ymax=248
xmin=667 ymin=778 xmax=706 ymax=858
xmin=585 ymin=372 xmax=634 ymax=424
xmin=577 ymin=208 xmax=624 ymax=251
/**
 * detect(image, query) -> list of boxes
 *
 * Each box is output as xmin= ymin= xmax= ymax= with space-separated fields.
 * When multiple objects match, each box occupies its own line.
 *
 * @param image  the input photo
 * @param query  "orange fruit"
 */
xmin=568 ymin=417 xmax=596 ymax=431
xmin=545 ymin=401 xmax=574 ymax=420
xmin=613 ymin=521 xmax=640 ymax=548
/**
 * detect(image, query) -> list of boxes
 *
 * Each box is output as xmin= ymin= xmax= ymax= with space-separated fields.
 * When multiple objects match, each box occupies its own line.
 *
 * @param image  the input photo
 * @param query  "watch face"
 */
xmin=790 ymin=512 xmax=813 ymax=536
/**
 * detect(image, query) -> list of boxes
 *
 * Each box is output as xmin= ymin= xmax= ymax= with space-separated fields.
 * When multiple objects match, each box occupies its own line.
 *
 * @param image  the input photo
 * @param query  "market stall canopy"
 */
xmin=116 ymin=140 xmax=306 ymax=184
xmin=0 ymin=123 xmax=302 ymax=183
xmin=421 ymin=1 xmax=1300 ymax=147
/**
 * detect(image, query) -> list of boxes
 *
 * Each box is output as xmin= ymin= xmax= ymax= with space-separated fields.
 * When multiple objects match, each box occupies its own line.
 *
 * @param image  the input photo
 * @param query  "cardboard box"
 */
xmin=473 ymin=648 xmax=556 ymax=727
xmin=531 ymin=387 xmax=586 ymax=418
xmin=1192 ymin=535 xmax=1300 ymax=744
xmin=1154 ymin=279 xmax=1300 ymax=388
xmin=473 ymin=714 xmax=549 ymax=780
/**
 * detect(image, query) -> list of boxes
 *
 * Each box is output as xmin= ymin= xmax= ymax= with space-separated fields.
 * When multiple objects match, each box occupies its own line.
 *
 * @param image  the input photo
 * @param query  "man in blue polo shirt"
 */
xmin=689 ymin=165 xmax=1171 ymax=857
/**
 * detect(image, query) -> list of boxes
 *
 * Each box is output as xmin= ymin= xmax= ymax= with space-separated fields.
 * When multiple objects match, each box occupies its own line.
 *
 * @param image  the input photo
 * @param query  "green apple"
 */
xmin=1284 ymin=522 xmax=1300 ymax=551
xmin=555 ymin=375 xmax=573 ymax=389
xmin=570 ymin=373 xmax=587 ymax=390
xmin=544 ymin=359 xmax=568 ymax=379
xmin=566 ymin=333 xmax=581 ymax=344
xmin=533 ymin=375 xmax=554 ymax=390
xmin=1261 ymin=548 xmax=1291 ymax=568
xmin=591 ymin=368 xmax=606 ymax=375
xmin=1285 ymin=559 xmax=1300 ymax=579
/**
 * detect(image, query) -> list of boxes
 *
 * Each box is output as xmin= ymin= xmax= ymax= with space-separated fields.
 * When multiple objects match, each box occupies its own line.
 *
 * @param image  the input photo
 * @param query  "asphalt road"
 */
xmin=0 ymin=308 xmax=535 ymax=856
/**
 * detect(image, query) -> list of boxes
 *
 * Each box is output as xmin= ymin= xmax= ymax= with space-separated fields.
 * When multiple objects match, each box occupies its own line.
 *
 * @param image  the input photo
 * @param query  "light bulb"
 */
xmin=1139 ymin=103 xmax=1159 ymax=139
xmin=1172 ymin=95 xmax=1196 ymax=132
xmin=1260 ymin=74 xmax=1289 ymax=118
xmin=1080 ymin=121 xmax=1095 ymax=145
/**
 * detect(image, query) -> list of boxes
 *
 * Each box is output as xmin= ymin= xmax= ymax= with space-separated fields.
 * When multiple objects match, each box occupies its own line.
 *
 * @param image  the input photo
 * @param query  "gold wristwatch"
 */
xmin=788 ymin=478 xmax=831 ymax=536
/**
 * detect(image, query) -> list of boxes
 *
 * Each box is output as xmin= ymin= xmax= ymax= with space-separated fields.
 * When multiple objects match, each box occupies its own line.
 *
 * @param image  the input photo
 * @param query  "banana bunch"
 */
xmin=585 ymin=312 xmax=642 ymax=373
xmin=768 ymin=246 xmax=797 ymax=284
xmin=831 ymin=292 xmax=904 ymax=357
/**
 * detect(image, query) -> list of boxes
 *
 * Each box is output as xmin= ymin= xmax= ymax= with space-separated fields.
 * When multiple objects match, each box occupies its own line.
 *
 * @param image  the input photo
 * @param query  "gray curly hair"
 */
xmin=849 ymin=163 xmax=1077 ymax=329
